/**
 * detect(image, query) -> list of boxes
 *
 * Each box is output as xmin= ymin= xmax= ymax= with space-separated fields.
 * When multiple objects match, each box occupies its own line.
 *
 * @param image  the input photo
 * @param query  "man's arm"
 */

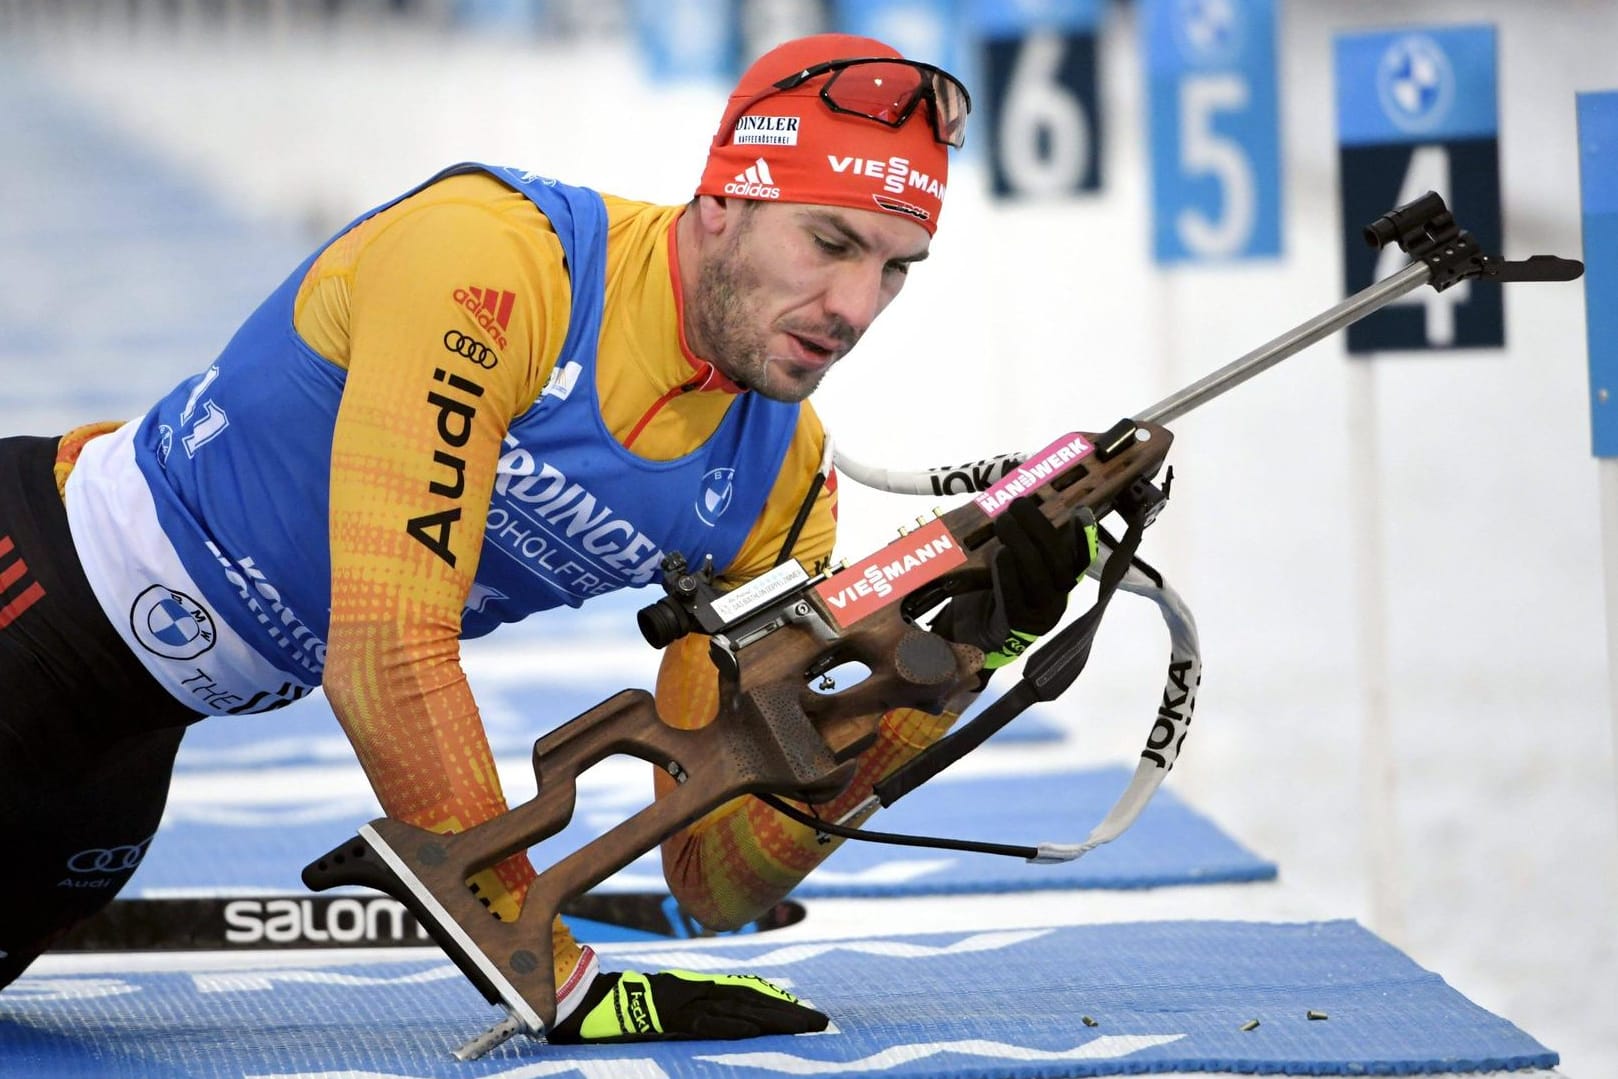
xmin=312 ymin=183 xmax=565 ymax=925
xmin=653 ymin=629 xmax=963 ymax=930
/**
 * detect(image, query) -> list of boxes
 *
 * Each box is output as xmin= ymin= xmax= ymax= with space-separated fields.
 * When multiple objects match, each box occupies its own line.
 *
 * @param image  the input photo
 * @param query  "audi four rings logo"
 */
xmin=66 ymin=835 xmax=154 ymax=875
xmin=443 ymin=329 xmax=499 ymax=369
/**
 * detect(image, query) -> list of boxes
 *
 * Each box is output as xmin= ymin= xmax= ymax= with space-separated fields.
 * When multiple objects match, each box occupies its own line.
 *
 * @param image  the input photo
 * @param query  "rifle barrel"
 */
xmin=1134 ymin=260 xmax=1432 ymax=426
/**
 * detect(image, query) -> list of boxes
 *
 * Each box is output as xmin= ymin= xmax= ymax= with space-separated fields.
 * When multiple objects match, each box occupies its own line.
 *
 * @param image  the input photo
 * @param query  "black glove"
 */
xmin=935 ymin=496 xmax=1098 ymax=670
xmin=547 ymin=969 xmax=829 ymax=1044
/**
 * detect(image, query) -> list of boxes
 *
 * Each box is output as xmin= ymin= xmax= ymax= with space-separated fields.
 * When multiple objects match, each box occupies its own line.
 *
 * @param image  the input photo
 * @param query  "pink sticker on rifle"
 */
xmin=972 ymin=433 xmax=1095 ymax=518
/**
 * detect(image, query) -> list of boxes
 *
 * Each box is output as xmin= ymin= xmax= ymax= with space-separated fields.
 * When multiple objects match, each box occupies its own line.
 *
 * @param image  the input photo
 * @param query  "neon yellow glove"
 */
xmin=547 ymin=969 xmax=828 ymax=1044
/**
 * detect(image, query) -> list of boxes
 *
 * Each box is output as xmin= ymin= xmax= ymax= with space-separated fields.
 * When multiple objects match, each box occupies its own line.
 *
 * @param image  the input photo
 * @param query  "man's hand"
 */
xmin=546 ymin=969 xmax=829 ymax=1043
xmin=935 ymin=496 xmax=1099 ymax=670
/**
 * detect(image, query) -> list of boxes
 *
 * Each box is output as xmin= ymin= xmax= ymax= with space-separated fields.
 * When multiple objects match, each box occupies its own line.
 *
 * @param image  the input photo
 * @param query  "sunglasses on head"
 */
xmin=721 ymin=57 xmax=972 ymax=149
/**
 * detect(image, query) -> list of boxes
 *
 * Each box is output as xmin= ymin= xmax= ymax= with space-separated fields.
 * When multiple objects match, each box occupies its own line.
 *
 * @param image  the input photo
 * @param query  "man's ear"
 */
xmin=693 ymin=194 xmax=733 ymax=239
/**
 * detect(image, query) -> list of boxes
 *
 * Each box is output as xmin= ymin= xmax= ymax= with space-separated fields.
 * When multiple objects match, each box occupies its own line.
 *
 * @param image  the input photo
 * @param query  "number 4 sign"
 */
xmin=1144 ymin=0 xmax=1282 ymax=262
xmin=1335 ymin=25 xmax=1504 ymax=353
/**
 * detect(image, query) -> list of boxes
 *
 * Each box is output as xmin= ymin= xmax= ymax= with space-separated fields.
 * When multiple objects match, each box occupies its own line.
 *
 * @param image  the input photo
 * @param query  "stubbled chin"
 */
xmin=753 ymin=356 xmax=824 ymax=403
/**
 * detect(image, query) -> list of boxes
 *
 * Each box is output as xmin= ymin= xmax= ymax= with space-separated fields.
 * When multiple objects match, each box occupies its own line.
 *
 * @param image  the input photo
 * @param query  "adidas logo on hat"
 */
xmin=724 ymin=157 xmax=781 ymax=200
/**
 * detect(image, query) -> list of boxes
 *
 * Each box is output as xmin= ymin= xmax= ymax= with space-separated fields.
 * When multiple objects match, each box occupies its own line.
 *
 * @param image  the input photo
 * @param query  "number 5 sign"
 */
xmin=1144 ymin=0 xmax=1282 ymax=262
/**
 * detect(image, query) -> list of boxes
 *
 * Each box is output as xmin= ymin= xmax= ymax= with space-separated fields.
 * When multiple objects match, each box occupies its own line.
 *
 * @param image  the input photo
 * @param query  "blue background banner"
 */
xmin=631 ymin=0 xmax=740 ymax=84
xmin=833 ymin=0 xmax=963 ymax=72
xmin=1579 ymin=91 xmax=1618 ymax=457
xmin=968 ymin=0 xmax=1103 ymax=37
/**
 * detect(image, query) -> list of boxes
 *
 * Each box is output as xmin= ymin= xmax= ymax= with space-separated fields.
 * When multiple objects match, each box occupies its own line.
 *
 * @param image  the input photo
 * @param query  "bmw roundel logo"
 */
xmin=696 ymin=467 xmax=735 ymax=527
xmin=1376 ymin=34 xmax=1455 ymax=134
xmin=1172 ymin=0 xmax=1244 ymax=65
xmin=130 ymin=584 xmax=217 ymax=660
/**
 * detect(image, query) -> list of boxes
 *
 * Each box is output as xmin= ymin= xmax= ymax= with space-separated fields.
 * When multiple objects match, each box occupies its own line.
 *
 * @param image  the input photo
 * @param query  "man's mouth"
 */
xmin=785 ymin=333 xmax=840 ymax=367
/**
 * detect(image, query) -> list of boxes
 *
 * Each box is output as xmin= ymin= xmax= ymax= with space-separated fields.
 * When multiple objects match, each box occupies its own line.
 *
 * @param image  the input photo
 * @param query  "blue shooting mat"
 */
xmin=797 ymin=764 xmax=1276 ymax=895
xmin=0 ymin=921 xmax=1557 ymax=1078
xmin=136 ymin=764 xmax=1273 ymax=899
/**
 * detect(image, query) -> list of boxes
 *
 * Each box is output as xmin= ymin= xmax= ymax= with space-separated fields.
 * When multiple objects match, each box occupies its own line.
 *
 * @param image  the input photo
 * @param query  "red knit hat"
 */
xmin=696 ymin=34 xmax=962 ymax=235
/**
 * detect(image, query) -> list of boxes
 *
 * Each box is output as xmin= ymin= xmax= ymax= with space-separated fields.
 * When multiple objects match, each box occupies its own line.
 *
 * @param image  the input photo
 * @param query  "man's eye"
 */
xmin=885 ymin=261 xmax=911 ymax=276
xmin=813 ymin=235 xmax=847 ymax=256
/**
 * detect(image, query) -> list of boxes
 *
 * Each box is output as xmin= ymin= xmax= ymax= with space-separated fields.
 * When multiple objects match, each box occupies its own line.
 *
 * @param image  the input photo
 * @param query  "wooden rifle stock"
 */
xmin=302 ymin=418 xmax=1172 ymax=1040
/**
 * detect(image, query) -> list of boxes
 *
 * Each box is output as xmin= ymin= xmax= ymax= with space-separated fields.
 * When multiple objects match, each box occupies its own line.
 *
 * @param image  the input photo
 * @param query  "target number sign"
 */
xmin=975 ymin=0 xmax=1106 ymax=199
xmin=1335 ymin=25 xmax=1503 ymax=353
xmin=1144 ymin=0 xmax=1282 ymax=262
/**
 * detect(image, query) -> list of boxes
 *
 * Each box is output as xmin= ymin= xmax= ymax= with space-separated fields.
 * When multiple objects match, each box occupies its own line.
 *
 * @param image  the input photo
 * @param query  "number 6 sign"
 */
xmin=974 ymin=0 xmax=1105 ymax=200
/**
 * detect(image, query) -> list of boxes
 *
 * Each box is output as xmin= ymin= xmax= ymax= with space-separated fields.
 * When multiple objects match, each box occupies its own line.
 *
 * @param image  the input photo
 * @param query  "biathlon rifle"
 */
xmin=302 ymin=192 xmax=1582 ymax=1058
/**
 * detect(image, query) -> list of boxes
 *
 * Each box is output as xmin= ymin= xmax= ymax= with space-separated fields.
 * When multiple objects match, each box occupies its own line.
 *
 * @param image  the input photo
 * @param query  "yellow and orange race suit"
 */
xmin=63 ymin=170 xmax=963 ymax=989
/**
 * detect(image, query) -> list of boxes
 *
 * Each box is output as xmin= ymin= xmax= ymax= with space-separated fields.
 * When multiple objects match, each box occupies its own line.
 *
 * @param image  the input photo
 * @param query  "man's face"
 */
xmin=689 ymin=201 xmax=931 ymax=402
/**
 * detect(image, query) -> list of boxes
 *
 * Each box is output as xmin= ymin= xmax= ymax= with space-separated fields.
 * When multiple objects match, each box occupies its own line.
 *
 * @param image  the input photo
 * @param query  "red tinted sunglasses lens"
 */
xmin=822 ymin=61 xmax=927 ymax=128
xmin=928 ymin=70 xmax=970 ymax=148
xmin=822 ymin=61 xmax=969 ymax=148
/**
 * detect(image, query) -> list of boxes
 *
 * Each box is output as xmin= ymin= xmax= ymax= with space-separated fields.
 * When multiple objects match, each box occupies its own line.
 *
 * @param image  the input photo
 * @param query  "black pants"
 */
xmin=0 ymin=435 xmax=200 ymax=987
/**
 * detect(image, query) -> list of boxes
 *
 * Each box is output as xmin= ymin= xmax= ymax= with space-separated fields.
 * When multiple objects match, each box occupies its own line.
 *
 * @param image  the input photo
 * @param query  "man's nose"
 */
xmin=820 ymin=261 xmax=884 ymax=337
